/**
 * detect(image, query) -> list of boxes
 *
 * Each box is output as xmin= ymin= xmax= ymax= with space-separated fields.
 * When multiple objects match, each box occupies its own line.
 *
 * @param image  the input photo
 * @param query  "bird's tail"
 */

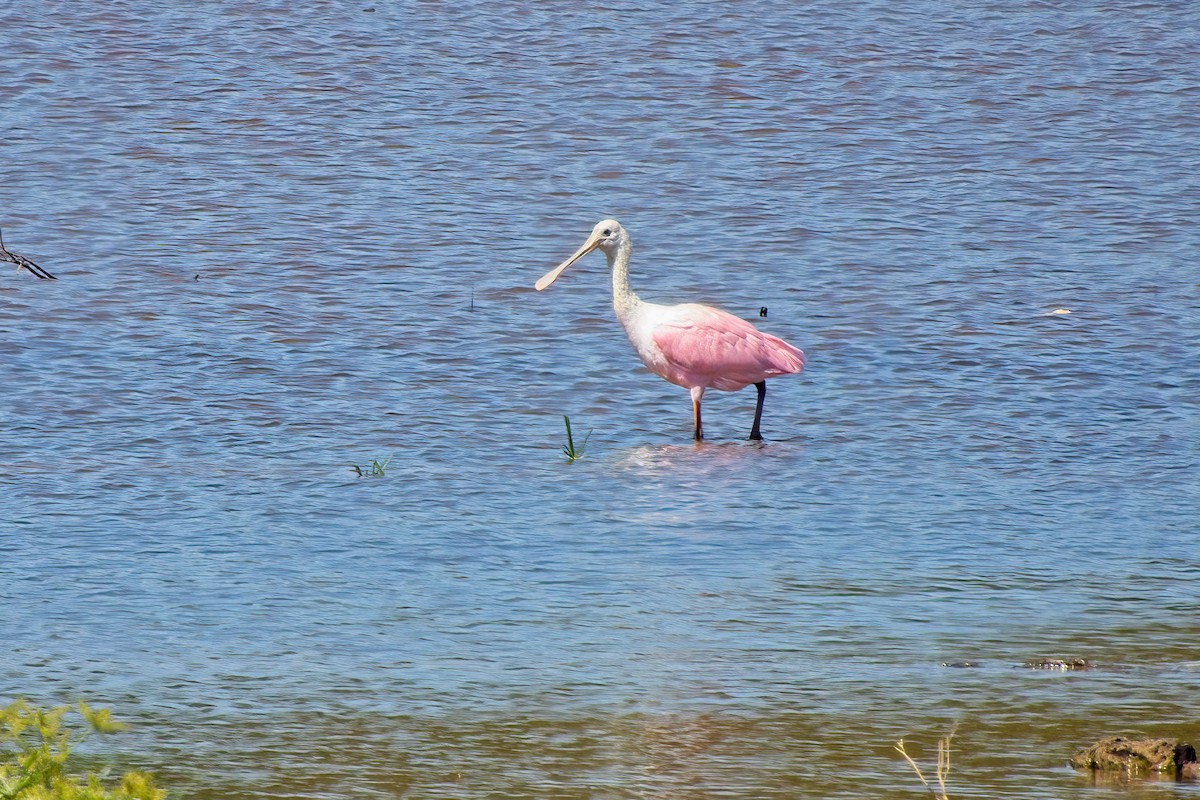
xmin=764 ymin=334 xmax=805 ymax=375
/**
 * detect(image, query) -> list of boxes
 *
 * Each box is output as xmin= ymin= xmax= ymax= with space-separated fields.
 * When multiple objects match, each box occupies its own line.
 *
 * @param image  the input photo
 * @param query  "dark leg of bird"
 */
xmin=748 ymin=381 xmax=766 ymax=440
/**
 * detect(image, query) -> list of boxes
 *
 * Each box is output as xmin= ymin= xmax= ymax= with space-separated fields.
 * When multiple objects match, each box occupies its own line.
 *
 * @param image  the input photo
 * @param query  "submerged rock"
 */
xmin=1023 ymin=657 xmax=1090 ymax=670
xmin=1070 ymin=736 xmax=1198 ymax=778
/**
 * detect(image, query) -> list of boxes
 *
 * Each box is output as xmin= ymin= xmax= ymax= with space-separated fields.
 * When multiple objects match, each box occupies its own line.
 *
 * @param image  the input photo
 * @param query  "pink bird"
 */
xmin=536 ymin=219 xmax=805 ymax=441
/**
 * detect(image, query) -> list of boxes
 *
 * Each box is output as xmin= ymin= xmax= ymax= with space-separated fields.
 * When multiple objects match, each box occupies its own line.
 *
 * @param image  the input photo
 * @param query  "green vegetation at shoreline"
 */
xmin=1 ymin=700 xmax=165 ymax=800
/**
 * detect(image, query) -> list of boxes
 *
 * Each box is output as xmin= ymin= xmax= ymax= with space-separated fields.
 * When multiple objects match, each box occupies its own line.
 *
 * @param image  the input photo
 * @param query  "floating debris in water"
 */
xmin=940 ymin=660 xmax=980 ymax=668
xmin=352 ymin=456 xmax=392 ymax=478
xmin=1049 ymin=308 xmax=1071 ymax=315
xmin=0 ymin=226 xmax=56 ymax=280
xmin=1022 ymin=657 xmax=1090 ymax=670
xmin=759 ymin=306 xmax=768 ymax=317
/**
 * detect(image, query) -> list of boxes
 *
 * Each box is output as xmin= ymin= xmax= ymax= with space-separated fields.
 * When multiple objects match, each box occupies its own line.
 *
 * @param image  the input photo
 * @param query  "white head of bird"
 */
xmin=535 ymin=219 xmax=627 ymax=291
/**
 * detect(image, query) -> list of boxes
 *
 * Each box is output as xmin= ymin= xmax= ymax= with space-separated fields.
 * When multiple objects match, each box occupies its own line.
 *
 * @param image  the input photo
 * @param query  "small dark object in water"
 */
xmin=759 ymin=306 xmax=768 ymax=317
xmin=1023 ymin=657 xmax=1090 ymax=670
xmin=941 ymin=660 xmax=980 ymax=668
xmin=194 ymin=274 xmax=201 ymax=281
xmin=0 ymin=226 xmax=56 ymax=280
xmin=1071 ymin=736 xmax=1198 ymax=778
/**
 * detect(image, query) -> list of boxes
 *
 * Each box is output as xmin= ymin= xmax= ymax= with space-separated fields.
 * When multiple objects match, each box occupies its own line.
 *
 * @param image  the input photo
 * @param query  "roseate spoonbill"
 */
xmin=0 ymin=227 xmax=55 ymax=280
xmin=535 ymin=219 xmax=805 ymax=441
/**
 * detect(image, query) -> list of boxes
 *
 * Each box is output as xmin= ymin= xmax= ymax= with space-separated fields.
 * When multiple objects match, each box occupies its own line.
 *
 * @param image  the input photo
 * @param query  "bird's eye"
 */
xmin=603 ymin=229 xmax=612 ymax=236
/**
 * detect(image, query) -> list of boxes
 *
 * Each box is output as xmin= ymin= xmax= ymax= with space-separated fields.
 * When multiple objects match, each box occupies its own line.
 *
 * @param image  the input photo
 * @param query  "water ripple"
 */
xmin=2 ymin=0 xmax=1199 ymax=797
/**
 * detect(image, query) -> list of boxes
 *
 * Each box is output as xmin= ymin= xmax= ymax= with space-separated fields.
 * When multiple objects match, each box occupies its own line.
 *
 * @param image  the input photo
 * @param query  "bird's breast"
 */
xmin=616 ymin=302 xmax=676 ymax=375
xmin=617 ymin=302 xmax=719 ymax=389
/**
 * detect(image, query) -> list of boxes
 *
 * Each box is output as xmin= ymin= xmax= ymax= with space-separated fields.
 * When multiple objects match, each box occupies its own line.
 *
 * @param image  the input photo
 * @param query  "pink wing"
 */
xmin=652 ymin=304 xmax=805 ymax=391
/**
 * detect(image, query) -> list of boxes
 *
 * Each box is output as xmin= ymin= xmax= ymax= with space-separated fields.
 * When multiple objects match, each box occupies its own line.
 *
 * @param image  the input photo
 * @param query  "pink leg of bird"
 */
xmin=690 ymin=386 xmax=705 ymax=441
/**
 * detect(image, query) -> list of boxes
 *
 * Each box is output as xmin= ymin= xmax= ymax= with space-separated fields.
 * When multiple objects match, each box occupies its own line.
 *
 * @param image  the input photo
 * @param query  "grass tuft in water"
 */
xmin=561 ymin=415 xmax=592 ymax=462
xmin=895 ymin=726 xmax=956 ymax=800
xmin=352 ymin=455 xmax=392 ymax=478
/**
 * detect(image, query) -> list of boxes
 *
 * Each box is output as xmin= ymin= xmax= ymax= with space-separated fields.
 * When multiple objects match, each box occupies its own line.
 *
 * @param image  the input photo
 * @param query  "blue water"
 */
xmin=2 ymin=1 xmax=1199 ymax=797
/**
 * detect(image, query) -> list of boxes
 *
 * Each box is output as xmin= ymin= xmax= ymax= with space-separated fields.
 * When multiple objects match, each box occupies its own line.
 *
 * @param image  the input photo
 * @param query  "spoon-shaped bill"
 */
xmin=535 ymin=230 xmax=603 ymax=291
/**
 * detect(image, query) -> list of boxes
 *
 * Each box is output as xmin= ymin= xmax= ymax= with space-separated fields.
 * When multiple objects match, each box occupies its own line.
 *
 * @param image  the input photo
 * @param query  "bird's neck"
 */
xmin=609 ymin=238 xmax=641 ymax=319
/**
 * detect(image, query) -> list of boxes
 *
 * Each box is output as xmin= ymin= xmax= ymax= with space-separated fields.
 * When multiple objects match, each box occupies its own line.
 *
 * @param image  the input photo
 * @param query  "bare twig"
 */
xmin=895 ymin=726 xmax=957 ymax=800
xmin=0 ymin=226 xmax=56 ymax=280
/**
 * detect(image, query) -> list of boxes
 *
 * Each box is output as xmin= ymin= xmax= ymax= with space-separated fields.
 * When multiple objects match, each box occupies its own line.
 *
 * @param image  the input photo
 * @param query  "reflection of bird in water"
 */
xmin=536 ymin=219 xmax=804 ymax=441
xmin=0 ymin=227 xmax=56 ymax=280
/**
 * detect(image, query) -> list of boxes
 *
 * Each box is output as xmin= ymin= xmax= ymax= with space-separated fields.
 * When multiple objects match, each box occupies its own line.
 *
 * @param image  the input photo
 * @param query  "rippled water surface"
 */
xmin=3 ymin=1 xmax=1199 ymax=797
